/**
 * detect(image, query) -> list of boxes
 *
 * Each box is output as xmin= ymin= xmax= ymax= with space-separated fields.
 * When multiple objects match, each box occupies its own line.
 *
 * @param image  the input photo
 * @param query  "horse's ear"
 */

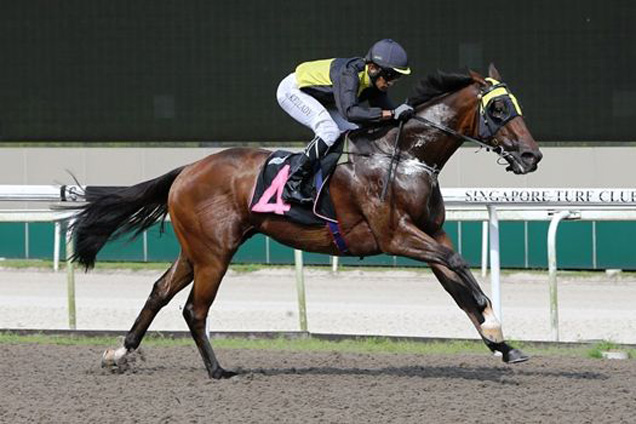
xmin=488 ymin=63 xmax=502 ymax=81
xmin=469 ymin=69 xmax=487 ymax=87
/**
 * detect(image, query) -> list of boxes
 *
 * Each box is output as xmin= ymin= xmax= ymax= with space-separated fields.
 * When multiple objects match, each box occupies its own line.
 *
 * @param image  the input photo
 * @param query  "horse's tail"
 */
xmin=70 ymin=166 xmax=185 ymax=269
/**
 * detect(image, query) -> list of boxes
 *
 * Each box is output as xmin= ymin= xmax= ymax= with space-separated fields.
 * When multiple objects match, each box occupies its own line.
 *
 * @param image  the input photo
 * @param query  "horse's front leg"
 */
xmin=428 ymin=229 xmax=528 ymax=363
xmin=384 ymin=224 xmax=528 ymax=363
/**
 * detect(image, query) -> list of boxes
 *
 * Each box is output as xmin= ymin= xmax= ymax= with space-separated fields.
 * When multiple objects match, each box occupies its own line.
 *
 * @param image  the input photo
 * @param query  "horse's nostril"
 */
xmin=521 ymin=151 xmax=541 ymax=165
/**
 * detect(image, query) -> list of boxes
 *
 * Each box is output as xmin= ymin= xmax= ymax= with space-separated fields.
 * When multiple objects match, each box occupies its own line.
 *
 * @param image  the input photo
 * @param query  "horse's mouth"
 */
xmin=505 ymin=154 xmax=539 ymax=175
xmin=505 ymin=162 xmax=528 ymax=174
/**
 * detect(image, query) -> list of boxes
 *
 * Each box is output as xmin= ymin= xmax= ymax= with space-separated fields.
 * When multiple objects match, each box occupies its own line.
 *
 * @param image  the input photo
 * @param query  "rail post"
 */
xmin=65 ymin=219 xmax=77 ymax=330
xmin=294 ymin=249 xmax=308 ymax=332
xmin=54 ymin=221 xmax=61 ymax=272
xmin=331 ymin=256 xmax=339 ymax=273
xmin=481 ymin=221 xmax=489 ymax=278
xmin=488 ymin=205 xmax=502 ymax=322
xmin=547 ymin=210 xmax=578 ymax=341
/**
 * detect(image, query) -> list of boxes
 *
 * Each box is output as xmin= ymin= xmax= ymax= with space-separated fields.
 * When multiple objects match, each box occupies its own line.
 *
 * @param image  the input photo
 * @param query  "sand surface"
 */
xmin=1 ymin=343 xmax=634 ymax=424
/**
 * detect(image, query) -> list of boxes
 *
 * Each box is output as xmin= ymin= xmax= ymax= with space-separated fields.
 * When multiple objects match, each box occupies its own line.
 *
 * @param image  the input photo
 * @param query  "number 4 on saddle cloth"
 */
xmin=250 ymin=139 xmax=349 ymax=253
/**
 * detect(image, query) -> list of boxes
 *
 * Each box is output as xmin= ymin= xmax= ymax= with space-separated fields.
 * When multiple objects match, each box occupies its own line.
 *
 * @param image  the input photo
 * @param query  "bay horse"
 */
xmin=72 ymin=64 xmax=542 ymax=379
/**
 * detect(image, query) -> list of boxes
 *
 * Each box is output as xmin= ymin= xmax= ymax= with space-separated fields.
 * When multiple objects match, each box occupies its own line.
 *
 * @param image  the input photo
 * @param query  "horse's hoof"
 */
xmin=211 ymin=368 xmax=238 ymax=379
xmin=503 ymin=348 xmax=530 ymax=364
xmin=101 ymin=348 xmax=117 ymax=368
xmin=101 ymin=347 xmax=130 ymax=370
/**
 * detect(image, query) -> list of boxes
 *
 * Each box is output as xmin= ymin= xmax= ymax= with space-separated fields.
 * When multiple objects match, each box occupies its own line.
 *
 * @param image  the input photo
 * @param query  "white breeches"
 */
xmin=276 ymin=73 xmax=358 ymax=146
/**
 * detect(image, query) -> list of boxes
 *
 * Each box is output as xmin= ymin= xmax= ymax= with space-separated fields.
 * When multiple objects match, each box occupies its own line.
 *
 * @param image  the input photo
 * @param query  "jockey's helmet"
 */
xmin=365 ymin=39 xmax=411 ymax=80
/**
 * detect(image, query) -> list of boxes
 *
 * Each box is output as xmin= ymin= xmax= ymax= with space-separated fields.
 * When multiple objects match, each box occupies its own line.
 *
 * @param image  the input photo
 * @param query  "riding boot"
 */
xmin=282 ymin=137 xmax=330 ymax=205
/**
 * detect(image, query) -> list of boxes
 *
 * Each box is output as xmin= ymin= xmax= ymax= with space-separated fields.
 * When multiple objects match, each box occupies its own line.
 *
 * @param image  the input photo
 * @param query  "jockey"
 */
xmin=276 ymin=38 xmax=414 ymax=205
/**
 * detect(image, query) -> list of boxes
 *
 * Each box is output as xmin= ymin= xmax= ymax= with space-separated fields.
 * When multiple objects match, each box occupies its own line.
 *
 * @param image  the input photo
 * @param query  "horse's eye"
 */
xmin=489 ymin=100 xmax=509 ymax=121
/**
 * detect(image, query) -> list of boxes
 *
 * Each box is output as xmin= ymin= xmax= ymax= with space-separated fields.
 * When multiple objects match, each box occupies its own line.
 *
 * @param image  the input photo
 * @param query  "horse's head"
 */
xmin=469 ymin=64 xmax=542 ymax=174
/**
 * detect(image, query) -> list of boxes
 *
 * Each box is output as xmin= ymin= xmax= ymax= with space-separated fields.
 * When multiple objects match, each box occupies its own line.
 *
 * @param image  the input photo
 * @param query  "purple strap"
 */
xmin=327 ymin=221 xmax=350 ymax=254
xmin=315 ymin=169 xmax=350 ymax=254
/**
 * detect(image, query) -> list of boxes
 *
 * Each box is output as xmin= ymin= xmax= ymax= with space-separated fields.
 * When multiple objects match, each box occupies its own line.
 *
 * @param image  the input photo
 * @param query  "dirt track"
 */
xmin=0 ymin=342 xmax=634 ymax=423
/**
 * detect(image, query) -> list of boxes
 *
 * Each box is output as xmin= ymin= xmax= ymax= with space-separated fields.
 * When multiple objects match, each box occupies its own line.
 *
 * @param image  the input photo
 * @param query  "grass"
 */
xmin=0 ymin=332 xmax=488 ymax=355
xmin=586 ymin=340 xmax=634 ymax=359
xmin=0 ymin=259 xmax=295 ymax=274
xmin=0 ymin=259 xmax=57 ymax=269
xmin=0 ymin=259 xmax=173 ymax=272
xmin=0 ymin=332 xmax=632 ymax=360
xmin=0 ymin=259 xmax=433 ymax=275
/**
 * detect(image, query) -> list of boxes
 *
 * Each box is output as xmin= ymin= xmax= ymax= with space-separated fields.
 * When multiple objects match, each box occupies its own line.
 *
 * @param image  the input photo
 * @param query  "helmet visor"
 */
xmin=379 ymin=67 xmax=403 ymax=82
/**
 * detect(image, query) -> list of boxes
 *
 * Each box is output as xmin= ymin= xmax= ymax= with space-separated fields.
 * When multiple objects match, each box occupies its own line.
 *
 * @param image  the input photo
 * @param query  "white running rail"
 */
xmin=3 ymin=185 xmax=636 ymax=339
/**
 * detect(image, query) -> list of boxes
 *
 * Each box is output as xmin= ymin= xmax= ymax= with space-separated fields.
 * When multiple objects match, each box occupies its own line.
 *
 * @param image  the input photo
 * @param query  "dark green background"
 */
xmin=2 ymin=221 xmax=634 ymax=270
xmin=0 ymin=1 xmax=633 ymax=142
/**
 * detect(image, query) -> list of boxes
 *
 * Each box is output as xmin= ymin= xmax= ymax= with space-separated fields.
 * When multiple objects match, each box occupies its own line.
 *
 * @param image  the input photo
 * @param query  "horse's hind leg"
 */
xmin=102 ymin=251 xmax=194 ymax=369
xmin=182 ymin=255 xmax=236 ymax=379
xmin=427 ymin=230 xmax=528 ymax=363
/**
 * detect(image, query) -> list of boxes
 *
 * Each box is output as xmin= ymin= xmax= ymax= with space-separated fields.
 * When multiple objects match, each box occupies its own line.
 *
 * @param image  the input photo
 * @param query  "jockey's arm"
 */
xmin=370 ymin=92 xmax=397 ymax=120
xmin=333 ymin=67 xmax=393 ymax=123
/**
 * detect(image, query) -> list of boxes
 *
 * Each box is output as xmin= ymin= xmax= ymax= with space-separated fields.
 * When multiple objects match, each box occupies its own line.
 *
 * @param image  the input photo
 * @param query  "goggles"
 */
xmin=478 ymin=78 xmax=523 ymax=139
xmin=379 ymin=67 xmax=403 ymax=82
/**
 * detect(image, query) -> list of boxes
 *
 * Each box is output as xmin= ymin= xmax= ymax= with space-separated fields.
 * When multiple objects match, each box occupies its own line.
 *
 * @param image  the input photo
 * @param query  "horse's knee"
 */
xmin=447 ymin=251 xmax=469 ymax=270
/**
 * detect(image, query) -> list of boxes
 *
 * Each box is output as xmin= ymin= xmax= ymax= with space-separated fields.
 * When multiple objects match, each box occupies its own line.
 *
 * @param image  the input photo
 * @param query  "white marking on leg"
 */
xmin=113 ymin=346 xmax=129 ymax=362
xmin=101 ymin=346 xmax=130 ymax=368
xmin=101 ymin=348 xmax=116 ymax=367
xmin=480 ymin=307 xmax=504 ymax=343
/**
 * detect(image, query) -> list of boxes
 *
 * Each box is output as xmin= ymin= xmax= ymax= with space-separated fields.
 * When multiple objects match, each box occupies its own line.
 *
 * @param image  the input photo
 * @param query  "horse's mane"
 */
xmin=407 ymin=69 xmax=475 ymax=107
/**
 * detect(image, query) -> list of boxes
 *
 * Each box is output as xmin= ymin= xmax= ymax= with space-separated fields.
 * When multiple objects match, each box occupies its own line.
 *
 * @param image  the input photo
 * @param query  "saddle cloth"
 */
xmin=249 ymin=139 xmax=345 ymax=226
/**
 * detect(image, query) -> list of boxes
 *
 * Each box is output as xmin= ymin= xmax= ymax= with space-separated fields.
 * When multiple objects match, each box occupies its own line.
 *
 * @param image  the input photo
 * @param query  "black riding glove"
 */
xmin=393 ymin=103 xmax=414 ymax=122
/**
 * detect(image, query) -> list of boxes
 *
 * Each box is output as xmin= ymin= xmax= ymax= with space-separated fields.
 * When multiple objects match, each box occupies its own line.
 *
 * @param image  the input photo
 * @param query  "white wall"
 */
xmin=0 ymin=146 xmax=634 ymax=208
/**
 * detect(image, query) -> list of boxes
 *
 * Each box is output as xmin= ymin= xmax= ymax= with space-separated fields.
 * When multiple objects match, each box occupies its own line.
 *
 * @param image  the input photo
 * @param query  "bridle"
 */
xmin=410 ymin=77 xmax=523 ymax=163
xmin=478 ymin=77 xmax=523 ymax=140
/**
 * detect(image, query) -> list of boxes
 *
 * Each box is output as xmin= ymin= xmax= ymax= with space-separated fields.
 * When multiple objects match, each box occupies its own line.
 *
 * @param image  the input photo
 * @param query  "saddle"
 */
xmin=250 ymin=137 xmax=345 ymax=226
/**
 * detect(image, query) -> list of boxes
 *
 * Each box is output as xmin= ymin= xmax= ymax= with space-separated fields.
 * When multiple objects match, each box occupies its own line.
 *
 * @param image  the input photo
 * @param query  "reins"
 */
xmin=342 ymin=115 xmax=513 ymax=163
xmin=344 ymin=83 xmax=520 ymax=200
xmin=380 ymin=119 xmax=405 ymax=200
xmin=410 ymin=115 xmax=511 ymax=161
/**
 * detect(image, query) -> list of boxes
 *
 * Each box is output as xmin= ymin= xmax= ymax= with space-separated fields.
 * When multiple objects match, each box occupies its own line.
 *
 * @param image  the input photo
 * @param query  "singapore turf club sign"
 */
xmin=443 ymin=188 xmax=636 ymax=205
